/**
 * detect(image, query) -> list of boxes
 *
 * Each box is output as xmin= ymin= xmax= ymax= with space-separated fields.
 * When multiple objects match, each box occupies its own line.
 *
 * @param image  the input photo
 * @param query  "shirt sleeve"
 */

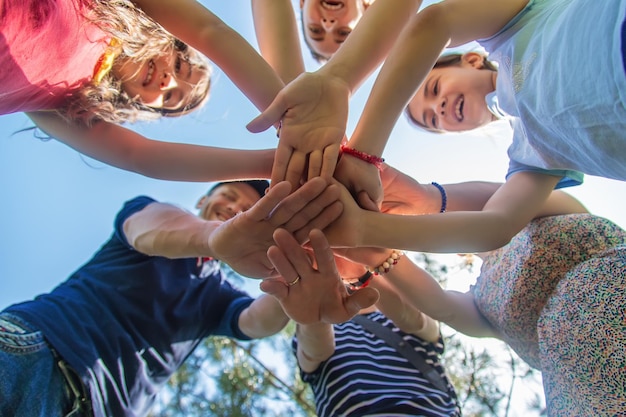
xmin=113 ymin=196 xmax=157 ymax=248
xmin=506 ymin=160 xmax=584 ymax=189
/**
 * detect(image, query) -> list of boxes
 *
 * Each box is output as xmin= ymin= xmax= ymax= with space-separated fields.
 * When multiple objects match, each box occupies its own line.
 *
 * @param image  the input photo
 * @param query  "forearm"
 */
xmin=383 ymin=257 xmax=499 ymax=338
xmin=371 ymin=278 xmax=440 ymax=343
xmin=349 ymin=7 xmax=450 ymax=155
xmin=128 ymin=145 xmax=275 ymax=182
xmin=134 ymin=0 xmax=284 ymax=111
xmin=251 ymin=0 xmax=305 ymax=83
xmin=29 ymin=112 xmax=275 ymax=182
xmin=318 ymin=0 xmax=422 ymax=94
xmin=123 ymin=203 xmax=220 ymax=258
xmin=238 ymin=295 xmax=290 ymax=338
xmin=296 ymin=323 xmax=335 ymax=373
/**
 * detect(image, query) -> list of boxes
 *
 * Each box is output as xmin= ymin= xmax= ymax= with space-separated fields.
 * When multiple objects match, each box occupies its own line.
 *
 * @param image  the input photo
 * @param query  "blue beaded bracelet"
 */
xmin=431 ymin=182 xmax=447 ymax=213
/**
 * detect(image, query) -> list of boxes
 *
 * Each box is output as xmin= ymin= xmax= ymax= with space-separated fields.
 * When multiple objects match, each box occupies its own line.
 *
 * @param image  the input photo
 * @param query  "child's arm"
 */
xmin=247 ymin=0 xmax=423 ymax=187
xmin=295 ymin=322 xmax=336 ymax=373
xmin=348 ymin=0 xmax=528 ymax=170
xmin=131 ymin=0 xmax=284 ymax=111
xmin=325 ymin=171 xmax=562 ymax=253
xmin=381 ymin=255 xmax=500 ymax=338
xmin=369 ymin=276 xmax=440 ymax=343
xmin=251 ymin=0 xmax=305 ymax=84
xmin=27 ymin=111 xmax=275 ymax=182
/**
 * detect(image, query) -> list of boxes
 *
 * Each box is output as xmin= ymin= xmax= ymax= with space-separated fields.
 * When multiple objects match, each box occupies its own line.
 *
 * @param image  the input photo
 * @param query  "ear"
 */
xmin=195 ymin=196 xmax=207 ymax=209
xmin=462 ymin=52 xmax=486 ymax=69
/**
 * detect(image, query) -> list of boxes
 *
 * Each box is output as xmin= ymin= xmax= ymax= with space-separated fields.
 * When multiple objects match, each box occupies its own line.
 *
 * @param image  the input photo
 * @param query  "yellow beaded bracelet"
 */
xmin=368 ymin=250 xmax=404 ymax=275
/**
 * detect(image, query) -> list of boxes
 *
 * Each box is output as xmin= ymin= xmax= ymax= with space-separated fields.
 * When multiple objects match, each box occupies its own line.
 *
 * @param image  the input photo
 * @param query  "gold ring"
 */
xmin=287 ymin=275 xmax=300 ymax=286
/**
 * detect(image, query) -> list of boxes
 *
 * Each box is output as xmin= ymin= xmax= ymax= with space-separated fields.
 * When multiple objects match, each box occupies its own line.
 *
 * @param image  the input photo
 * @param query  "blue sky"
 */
xmin=2 ymin=0 xmax=625 ymax=320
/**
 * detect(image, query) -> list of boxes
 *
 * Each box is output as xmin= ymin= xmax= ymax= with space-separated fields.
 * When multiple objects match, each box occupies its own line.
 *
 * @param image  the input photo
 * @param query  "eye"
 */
xmin=433 ymin=79 xmax=439 ymax=96
xmin=175 ymin=57 xmax=182 ymax=74
xmin=338 ymin=29 xmax=351 ymax=37
xmin=308 ymin=25 xmax=323 ymax=35
xmin=430 ymin=112 xmax=438 ymax=129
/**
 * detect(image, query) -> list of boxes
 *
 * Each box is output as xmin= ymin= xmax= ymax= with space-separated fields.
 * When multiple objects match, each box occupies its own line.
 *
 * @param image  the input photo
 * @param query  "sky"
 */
xmin=1 ymin=0 xmax=626 ymax=412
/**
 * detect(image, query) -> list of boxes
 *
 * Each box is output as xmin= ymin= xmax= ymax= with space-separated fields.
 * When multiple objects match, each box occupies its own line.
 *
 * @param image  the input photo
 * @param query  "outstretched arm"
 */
xmin=247 ymin=0 xmax=423 ymax=188
xmin=132 ymin=0 xmax=284 ymax=111
xmin=28 ymin=111 xmax=274 ymax=182
xmin=349 ymin=0 xmax=527 ymax=159
xmin=325 ymin=172 xmax=563 ymax=253
xmin=124 ymin=178 xmax=343 ymax=278
xmin=251 ymin=0 xmax=305 ymax=84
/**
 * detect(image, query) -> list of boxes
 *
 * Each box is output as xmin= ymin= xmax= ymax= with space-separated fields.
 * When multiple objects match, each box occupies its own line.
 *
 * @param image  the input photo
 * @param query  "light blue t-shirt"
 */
xmin=479 ymin=0 xmax=626 ymax=188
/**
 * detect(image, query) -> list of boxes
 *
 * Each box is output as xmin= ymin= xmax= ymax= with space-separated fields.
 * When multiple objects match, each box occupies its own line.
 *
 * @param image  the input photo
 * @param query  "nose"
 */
xmin=321 ymin=16 xmax=336 ymax=30
xmin=438 ymin=97 xmax=447 ymax=116
xmin=159 ymin=72 xmax=178 ymax=90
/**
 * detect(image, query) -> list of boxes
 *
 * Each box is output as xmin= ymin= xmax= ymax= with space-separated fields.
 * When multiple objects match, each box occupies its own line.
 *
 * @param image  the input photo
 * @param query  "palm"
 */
xmin=248 ymin=72 xmax=350 ymax=187
xmin=379 ymin=164 xmax=429 ymax=214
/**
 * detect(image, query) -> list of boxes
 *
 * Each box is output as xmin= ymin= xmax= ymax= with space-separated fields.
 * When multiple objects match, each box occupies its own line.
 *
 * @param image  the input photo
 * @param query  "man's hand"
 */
xmin=208 ymin=178 xmax=342 ymax=278
xmin=262 ymin=228 xmax=379 ymax=324
xmin=246 ymin=72 xmax=350 ymax=188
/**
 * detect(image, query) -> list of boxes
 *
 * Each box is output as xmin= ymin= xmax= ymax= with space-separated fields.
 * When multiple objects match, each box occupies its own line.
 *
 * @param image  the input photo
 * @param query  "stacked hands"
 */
xmin=209 ymin=130 xmax=432 ymax=323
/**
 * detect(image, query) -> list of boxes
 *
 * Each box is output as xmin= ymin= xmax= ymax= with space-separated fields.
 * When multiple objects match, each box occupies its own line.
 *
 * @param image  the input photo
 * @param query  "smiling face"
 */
xmin=112 ymin=48 xmax=205 ymax=112
xmin=300 ymin=0 xmax=371 ymax=60
xmin=407 ymin=53 xmax=498 ymax=132
xmin=196 ymin=183 xmax=262 ymax=222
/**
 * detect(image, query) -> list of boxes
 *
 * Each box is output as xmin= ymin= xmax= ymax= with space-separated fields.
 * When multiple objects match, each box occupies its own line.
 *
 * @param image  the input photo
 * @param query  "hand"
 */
xmin=379 ymin=164 xmax=432 ymax=214
xmin=208 ymin=178 xmax=342 ymax=279
xmin=246 ymin=71 xmax=350 ymax=188
xmin=333 ymin=153 xmax=383 ymax=211
xmin=262 ymin=228 xmax=379 ymax=324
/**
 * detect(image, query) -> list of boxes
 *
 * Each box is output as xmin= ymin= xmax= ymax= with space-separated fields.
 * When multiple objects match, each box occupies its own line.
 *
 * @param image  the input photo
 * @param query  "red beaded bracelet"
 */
xmin=340 ymin=144 xmax=385 ymax=169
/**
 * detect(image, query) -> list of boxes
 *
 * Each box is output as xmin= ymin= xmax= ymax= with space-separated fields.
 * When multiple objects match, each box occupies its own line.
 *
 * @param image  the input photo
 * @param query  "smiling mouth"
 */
xmin=321 ymin=0 xmax=344 ymax=10
xmin=143 ymin=60 xmax=155 ymax=87
xmin=454 ymin=95 xmax=465 ymax=122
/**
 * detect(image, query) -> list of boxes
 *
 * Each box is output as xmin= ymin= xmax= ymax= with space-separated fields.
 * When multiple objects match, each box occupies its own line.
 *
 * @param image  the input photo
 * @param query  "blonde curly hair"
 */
xmin=60 ymin=0 xmax=211 ymax=126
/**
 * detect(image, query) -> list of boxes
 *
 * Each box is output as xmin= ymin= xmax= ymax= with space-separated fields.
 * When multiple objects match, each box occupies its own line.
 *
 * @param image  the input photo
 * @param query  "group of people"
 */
xmin=1 ymin=0 xmax=625 ymax=416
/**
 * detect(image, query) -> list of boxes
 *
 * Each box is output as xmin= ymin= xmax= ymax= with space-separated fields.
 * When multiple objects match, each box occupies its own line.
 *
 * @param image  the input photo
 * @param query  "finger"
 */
xmin=270 ymin=145 xmax=294 ymax=186
xmin=281 ymin=183 xmax=341 ymax=232
xmin=308 ymin=229 xmax=339 ymax=278
xmin=357 ymin=190 xmax=381 ymax=212
xmin=259 ymin=278 xmax=288 ymax=300
xmin=344 ymin=287 xmax=380 ymax=316
xmin=292 ymin=201 xmax=343 ymax=243
xmin=267 ymin=177 xmax=327 ymax=226
xmin=266 ymin=244 xmax=298 ymax=282
xmin=307 ymin=150 xmax=324 ymax=180
xmin=319 ymin=144 xmax=341 ymax=180
xmin=246 ymin=99 xmax=286 ymax=133
xmin=284 ymin=152 xmax=308 ymax=190
xmin=245 ymin=181 xmax=292 ymax=223
xmin=272 ymin=229 xmax=313 ymax=269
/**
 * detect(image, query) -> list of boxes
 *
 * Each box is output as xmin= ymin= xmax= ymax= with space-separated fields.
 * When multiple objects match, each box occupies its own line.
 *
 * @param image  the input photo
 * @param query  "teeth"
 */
xmin=455 ymin=97 xmax=464 ymax=120
xmin=144 ymin=60 xmax=154 ymax=86
xmin=322 ymin=1 xmax=342 ymax=10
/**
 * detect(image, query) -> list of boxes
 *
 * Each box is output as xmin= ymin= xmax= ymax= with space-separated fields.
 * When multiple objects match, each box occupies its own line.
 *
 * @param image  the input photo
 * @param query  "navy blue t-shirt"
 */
xmin=6 ymin=196 xmax=253 ymax=417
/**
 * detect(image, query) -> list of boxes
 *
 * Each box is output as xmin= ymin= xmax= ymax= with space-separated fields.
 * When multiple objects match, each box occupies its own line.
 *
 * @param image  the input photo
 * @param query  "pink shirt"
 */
xmin=0 ymin=0 xmax=108 ymax=114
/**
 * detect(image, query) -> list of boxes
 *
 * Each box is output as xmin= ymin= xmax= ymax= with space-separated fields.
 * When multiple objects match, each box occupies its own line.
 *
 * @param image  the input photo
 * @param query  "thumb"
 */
xmin=357 ymin=190 xmax=381 ymax=212
xmin=345 ymin=287 xmax=379 ymax=316
xmin=246 ymin=98 xmax=286 ymax=133
xmin=259 ymin=278 xmax=288 ymax=300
